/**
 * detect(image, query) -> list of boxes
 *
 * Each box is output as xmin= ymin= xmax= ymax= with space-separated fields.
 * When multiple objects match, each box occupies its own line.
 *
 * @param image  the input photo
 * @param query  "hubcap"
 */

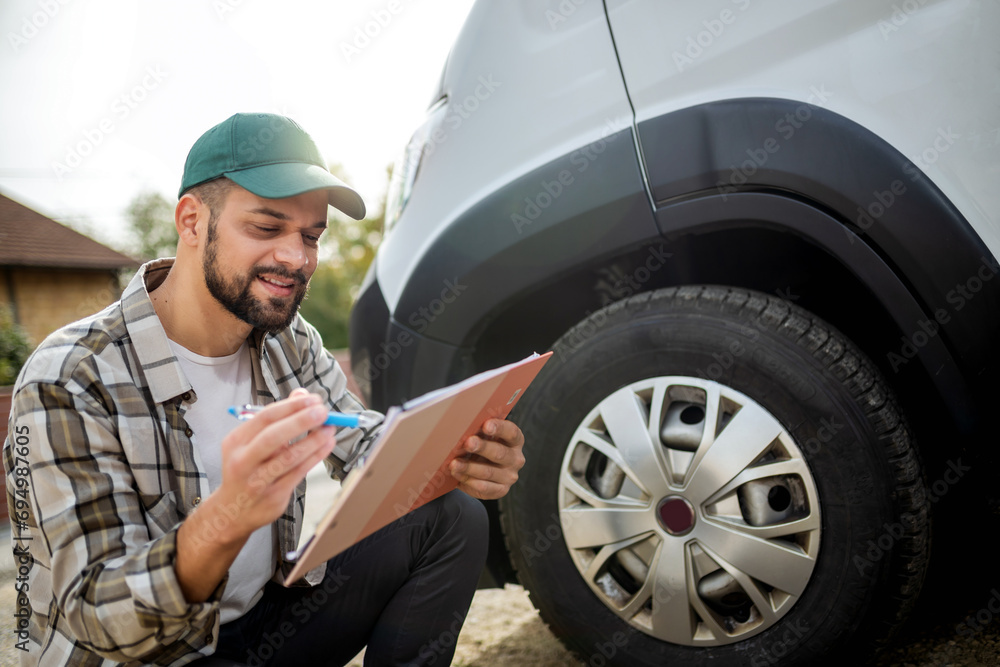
xmin=658 ymin=497 xmax=695 ymax=535
xmin=558 ymin=377 xmax=821 ymax=646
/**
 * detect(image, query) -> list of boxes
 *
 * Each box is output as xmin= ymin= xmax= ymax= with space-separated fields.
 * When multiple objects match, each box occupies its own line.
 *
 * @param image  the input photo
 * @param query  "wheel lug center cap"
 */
xmin=658 ymin=496 xmax=695 ymax=536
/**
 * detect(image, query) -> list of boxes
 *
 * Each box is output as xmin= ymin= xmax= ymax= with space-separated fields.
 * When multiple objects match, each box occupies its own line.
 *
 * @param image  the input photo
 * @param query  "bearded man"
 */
xmin=3 ymin=113 xmax=526 ymax=666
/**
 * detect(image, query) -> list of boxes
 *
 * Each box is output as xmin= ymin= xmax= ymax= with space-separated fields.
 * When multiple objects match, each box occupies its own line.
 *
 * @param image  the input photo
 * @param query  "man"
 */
xmin=2 ymin=113 xmax=526 ymax=666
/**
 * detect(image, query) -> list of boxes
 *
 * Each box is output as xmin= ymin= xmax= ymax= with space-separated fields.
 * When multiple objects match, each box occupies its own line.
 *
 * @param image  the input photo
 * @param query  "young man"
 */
xmin=3 ymin=113 xmax=526 ymax=666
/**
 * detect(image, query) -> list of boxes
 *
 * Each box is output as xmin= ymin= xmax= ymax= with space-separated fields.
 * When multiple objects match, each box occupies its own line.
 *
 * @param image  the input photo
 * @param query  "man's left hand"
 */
xmin=450 ymin=419 xmax=525 ymax=500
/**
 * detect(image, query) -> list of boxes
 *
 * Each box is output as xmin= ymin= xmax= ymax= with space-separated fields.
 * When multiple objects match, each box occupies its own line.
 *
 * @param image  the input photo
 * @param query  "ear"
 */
xmin=175 ymin=193 xmax=205 ymax=247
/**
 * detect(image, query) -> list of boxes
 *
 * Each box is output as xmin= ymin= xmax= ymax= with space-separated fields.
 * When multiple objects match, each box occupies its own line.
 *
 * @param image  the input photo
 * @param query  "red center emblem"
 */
xmin=658 ymin=497 xmax=695 ymax=536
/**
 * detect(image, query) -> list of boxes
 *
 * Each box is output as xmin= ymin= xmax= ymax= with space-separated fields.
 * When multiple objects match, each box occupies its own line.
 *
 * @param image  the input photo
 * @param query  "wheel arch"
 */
xmin=466 ymin=193 xmax=978 ymax=465
xmin=638 ymin=97 xmax=1000 ymax=413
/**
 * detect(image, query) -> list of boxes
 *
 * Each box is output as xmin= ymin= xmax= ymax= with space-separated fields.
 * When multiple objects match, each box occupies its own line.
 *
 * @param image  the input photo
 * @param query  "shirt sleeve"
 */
xmin=12 ymin=377 xmax=225 ymax=662
xmin=293 ymin=317 xmax=384 ymax=479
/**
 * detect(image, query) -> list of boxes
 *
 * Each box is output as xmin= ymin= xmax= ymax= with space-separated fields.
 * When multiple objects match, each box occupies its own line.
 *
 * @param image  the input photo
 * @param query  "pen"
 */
xmin=227 ymin=404 xmax=380 ymax=429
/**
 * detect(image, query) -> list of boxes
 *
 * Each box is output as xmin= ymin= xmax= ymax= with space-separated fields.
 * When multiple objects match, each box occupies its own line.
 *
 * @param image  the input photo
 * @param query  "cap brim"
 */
xmin=225 ymin=162 xmax=367 ymax=220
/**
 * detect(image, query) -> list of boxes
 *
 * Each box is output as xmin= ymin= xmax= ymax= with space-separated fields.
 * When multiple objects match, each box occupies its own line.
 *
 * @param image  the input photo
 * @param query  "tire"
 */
xmin=500 ymin=285 xmax=928 ymax=666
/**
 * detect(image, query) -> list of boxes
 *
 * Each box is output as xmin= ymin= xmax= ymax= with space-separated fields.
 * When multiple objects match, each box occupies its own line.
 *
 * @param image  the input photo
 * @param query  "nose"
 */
xmin=273 ymin=232 xmax=308 ymax=271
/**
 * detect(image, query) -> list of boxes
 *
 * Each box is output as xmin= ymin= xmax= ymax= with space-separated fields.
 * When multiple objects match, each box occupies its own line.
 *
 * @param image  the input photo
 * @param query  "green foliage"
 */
xmin=298 ymin=263 xmax=352 ymax=348
xmin=126 ymin=190 xmax=177 ymax=261
xmin=299 ymin=200 xmax=384 ymax=349
xmin=0 ymin=306 xmax=32 ymax=386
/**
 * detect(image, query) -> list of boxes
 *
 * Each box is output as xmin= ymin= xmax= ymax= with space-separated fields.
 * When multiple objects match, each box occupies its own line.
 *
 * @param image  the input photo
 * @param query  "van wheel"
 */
xmin=501 ymin=286 xmax=928 ymax=665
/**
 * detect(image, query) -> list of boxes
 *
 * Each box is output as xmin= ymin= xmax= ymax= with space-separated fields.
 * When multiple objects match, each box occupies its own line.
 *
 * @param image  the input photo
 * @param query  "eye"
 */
xmin=252 ymin=225 xmax=279 ymax=235
xmin=303 ymin=231 xmax=323 ymax=247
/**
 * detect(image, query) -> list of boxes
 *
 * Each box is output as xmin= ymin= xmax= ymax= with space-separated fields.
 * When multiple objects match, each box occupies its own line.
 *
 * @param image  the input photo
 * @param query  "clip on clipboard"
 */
xmin=283 ymin=351 xmax=553 ymax=584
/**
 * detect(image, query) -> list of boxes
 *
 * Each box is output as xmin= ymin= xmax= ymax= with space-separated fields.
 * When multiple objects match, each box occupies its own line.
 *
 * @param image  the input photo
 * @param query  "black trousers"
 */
xmin=197 ymin=490 xmax=489 ymax=667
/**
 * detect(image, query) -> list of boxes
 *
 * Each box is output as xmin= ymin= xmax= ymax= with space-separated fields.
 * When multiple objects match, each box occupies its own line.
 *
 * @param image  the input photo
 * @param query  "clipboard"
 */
xmin=283 ymin=351 xmax=553 ymax=584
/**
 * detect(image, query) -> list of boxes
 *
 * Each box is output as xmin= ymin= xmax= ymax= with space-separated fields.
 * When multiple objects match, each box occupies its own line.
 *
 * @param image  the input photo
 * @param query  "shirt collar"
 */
xmin=121 ymin=258 xmax=193 ymax=404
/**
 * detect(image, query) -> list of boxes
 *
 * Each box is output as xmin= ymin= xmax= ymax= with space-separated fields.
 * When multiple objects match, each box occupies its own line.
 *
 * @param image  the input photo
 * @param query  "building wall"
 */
xmin=0 ymin=267 xmax=123 ymax=346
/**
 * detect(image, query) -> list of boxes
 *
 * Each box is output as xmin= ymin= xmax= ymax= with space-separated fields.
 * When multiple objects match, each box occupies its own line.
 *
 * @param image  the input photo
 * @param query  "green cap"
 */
xmin=178 ymin=113 xmax=366 ymax=220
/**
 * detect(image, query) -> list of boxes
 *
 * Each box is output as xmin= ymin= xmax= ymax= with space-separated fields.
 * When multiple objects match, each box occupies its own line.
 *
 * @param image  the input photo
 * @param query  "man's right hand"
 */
xmin=214 ymin=388 xmax=337 ymax=543
xmin=175 ymin=389 xmax=337 ymax=603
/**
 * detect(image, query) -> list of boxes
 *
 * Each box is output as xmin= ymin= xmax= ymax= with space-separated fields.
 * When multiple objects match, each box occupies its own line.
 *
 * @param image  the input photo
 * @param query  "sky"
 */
xmin=0 ymin=0 xmax=476 ymax=248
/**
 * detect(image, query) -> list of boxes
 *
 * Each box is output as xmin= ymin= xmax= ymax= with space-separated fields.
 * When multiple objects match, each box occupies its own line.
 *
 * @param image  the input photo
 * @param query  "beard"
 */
xmin=202 ymin=228 xmax=309 ymax=334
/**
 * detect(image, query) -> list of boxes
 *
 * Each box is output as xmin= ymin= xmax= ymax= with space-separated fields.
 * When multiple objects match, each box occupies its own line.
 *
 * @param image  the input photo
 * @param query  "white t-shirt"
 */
xmin=168 ymin=339 xmax=278 ymax=624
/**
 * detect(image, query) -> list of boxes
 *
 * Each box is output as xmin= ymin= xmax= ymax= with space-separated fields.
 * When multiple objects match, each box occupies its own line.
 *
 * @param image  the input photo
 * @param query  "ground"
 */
xmin=346 ymin=585 xmax=579 ymax=667
xmin=2 ymin=465 xmax=999 ymax=665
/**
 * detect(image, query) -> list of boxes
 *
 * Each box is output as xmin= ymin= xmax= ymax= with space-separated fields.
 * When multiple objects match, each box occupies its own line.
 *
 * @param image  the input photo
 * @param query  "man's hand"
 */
xmin=210 ymin=388 xmax=337 ymax=543
xmin=176 ymin=388 xmax=337 ymax=602
xmin=449 ymin=419 xmax=525 ymax=500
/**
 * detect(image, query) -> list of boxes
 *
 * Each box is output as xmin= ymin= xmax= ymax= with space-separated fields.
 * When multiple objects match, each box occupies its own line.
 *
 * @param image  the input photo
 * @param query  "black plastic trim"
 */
xmin=348 ymin=262 xmax=390 ymax=408
xmin=394 ymin=127 xmax=658 ymax=349
xmin=638 ymin=98 xmax=1000 ymax=420
xmin=638 ymin=99 xmax=1000 ymax=392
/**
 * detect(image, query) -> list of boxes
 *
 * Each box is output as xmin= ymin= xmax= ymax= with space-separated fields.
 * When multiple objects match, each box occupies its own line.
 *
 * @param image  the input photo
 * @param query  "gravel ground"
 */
xmin=3 ymin=472 xmax=999 ymax=665
xmin=6 ymin=573 xmax=1000 ymax=666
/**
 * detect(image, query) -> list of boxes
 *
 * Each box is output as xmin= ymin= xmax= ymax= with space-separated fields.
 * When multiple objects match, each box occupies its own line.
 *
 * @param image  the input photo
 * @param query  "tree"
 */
xmin=126 ymin=191 xmax=177 ymax=261
xmin=0 ymin=305 xmax=31 ymax=386
xmin=297 ymin=165 xmax=387 ymax=349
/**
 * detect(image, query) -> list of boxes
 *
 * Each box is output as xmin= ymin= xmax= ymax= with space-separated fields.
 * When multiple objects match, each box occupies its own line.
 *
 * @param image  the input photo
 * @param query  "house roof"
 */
xmin=0 ymin=194 xmax=138 ymax=270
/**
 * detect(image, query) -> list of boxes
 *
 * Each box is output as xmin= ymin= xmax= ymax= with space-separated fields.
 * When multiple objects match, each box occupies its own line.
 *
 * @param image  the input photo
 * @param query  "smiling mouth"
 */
xmin=260 ymin=276 xmax=293 ymax=288
xmin=257 ymin=274 xmax=299 ymax=297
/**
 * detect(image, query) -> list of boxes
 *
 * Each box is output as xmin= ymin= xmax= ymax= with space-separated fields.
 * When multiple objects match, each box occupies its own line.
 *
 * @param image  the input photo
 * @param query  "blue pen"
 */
xmin=228 ymin=404 xmax=379 ymax=428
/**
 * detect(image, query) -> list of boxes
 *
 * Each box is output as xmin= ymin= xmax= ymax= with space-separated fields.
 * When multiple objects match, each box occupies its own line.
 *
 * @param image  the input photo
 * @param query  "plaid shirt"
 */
xmin=3 ymin=259 xmax=382 ymax=666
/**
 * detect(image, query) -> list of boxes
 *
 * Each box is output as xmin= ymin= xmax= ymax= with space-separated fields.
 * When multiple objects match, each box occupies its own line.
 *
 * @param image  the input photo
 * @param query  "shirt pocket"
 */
xmin=139 ymin=491 xmax=180 ymax=537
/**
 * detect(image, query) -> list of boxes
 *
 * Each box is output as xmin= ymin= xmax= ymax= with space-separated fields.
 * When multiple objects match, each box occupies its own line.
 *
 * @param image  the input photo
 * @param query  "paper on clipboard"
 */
xmin=283 ymin=351 xmax=553 ymax=584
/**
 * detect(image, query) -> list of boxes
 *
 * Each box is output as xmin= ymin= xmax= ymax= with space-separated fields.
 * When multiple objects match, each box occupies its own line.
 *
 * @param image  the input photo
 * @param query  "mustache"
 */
xmin=251 ymin=265 xmax=308 ymax=286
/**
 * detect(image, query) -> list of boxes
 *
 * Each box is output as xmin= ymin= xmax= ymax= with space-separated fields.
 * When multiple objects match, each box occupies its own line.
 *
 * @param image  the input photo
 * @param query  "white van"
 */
xmin=350 ymin=1 xmax=1000 ymax=663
